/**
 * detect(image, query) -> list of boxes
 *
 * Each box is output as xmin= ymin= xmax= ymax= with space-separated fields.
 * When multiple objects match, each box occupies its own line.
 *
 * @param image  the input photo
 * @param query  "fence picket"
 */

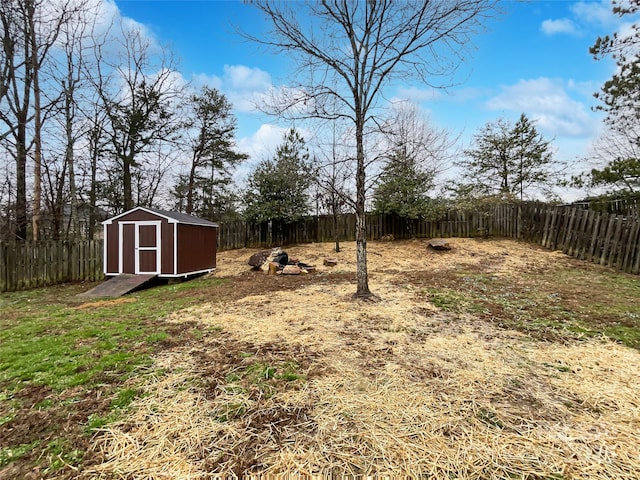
xmin=599 ymin=214 xmax=615 ymax=266
xmin=633 ymin=232 xmax=640 ymax=274
xmin=622 ymin=221 xmax=640 ymax=273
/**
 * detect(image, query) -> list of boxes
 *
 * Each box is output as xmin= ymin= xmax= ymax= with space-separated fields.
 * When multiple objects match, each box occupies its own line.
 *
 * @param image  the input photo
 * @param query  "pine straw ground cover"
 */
xmin=81 ymin=238 xmax=640 ymax=479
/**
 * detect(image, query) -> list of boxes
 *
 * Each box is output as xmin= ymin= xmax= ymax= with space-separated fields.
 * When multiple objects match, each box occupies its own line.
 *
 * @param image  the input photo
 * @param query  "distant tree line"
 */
xmin=0 ymin=0 xmax=247 ymax=241
xmin=3 ymin=0 xmax=636 ymax=269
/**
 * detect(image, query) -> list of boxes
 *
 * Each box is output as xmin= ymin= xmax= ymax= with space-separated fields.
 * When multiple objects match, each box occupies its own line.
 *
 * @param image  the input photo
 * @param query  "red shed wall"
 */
xmin=159 ymin=221 xmax=174 ymax=274
xmin=105 ymin=210 xmax=175 ymax=275
xmin=105 ymin=223 xmax=120 ymax=273
xmin=176 ymin=224 xmax=217 ymax=274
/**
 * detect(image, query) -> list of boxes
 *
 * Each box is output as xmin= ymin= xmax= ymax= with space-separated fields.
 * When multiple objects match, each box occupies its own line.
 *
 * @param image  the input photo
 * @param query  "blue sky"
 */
xmin=113 ymin=0 xmax=635 ymax=200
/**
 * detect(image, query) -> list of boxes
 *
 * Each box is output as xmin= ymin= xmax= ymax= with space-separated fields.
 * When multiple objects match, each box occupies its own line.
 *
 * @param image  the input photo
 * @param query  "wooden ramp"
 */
xmin=78 ymin=273 xmax=158 ymax=298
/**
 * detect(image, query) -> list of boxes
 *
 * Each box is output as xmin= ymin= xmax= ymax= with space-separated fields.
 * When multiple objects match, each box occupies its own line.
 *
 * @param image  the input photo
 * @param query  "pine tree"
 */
xmin=591 ymin=1 xmax=640 ymax=132
xmin=373 ymin=148 xmax=436 ymax=219
xmin=456 ymin=114 xmax=557 ymax=200
xmin=173 ymin=86 xmax=247 ymax=221
xmin=582 ymin=1 xmax=640 ymax=196
xmin=243 ymin=128 xmax=313 ymax=225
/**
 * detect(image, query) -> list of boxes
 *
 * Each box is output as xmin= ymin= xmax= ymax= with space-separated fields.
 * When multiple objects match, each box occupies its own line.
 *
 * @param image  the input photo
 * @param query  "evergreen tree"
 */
xmin=581 ymin=1 xmax=640 ymax=196
xmin=373 ymin=148 xmax=436 ymax=219
xmin=456 ymin=114 xmax=557 ymax=200
xmin=572 ymin=130 xmax=640 ymax=196
xmin=589 ymin=157 xmax=640 ymax=193
xmin=373 ymin=103 xmax=450 ymax=220
xmin=243 ymin=128 xmax=313 ymax=224
xmin=172 ymin=86 xmax=247 ymax=221
xmin=591 ymin=1 xmax=640 ymax=132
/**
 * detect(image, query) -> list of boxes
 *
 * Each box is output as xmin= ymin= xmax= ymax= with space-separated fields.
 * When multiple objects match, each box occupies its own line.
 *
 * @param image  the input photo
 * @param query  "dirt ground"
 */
xmin=85 ymin=238 xmax=640 ymax=479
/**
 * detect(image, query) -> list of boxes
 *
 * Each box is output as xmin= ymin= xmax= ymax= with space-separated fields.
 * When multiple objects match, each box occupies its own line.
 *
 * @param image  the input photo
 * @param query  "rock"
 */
xmin=248 ymin=249 xmax=273 ymax=268
xmin=260 ymin=248 xmax=283 ymax=272
xmin=323 ymin=258 xmax=338 ymax=267
xmin=428 ymin=238 xmax=451 ymax=250
xmin=272 ymin=252 xmax=289 ymax=266
xmin=282 ymin=265 xmax=301 ymax=275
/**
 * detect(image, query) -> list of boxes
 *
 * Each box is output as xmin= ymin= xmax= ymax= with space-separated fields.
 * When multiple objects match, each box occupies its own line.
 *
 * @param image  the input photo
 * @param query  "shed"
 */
xmin=102 ymin=207 xmax=218 ymax=277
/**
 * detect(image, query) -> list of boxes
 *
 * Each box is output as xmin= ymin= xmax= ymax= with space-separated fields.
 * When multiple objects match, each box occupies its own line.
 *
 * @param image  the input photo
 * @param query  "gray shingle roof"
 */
xmin=145 ymin=207 xmax=218 ymax=227
xmin=103 ymin=207 xmax=218 ymax=227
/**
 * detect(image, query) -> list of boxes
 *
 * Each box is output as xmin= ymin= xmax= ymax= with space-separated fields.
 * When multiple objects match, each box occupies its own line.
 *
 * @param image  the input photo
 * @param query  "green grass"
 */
xmin=219 ymin=358 xmax=306 ymax=408
xmin=423 ymin=266 xmax=640 ymax=348
xmin=0 ymin=442 xmax=39 ymax=468
xmin=0 ymin=276 xmax=228 ymax=476
xmin=44 ymin=439 xmax=83 ymax=474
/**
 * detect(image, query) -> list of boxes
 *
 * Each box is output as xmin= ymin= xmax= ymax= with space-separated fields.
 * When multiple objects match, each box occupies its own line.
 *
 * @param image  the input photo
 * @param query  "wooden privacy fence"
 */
xmin=217 ymin=206 xmax=640 ymax=274
xmin=538 ymin=206 xmax=640 ymax=274
xmin=4 ymin=205 xmax=640 ymax=292
xmin=486 ymin=203 xmax=640 ymax=274
xmin=217 ymin=211 xmax=493 ymax=251
xmin=0 ymin=240 xmax=103 ymax=293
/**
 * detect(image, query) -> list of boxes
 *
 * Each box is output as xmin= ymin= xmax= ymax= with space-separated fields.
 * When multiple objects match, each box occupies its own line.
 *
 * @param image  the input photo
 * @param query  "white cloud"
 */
xmin=395 ymin=86 xmax=442 ymax=103
xmin=485 ymin=78 xmax=597 ymax=138
xmin=567 ymin=79 xmax=601 ymax=99
xmin=191 ymin=73 xmax=224 ymax=90
xmin=541 ymin=0 xmax=621 ymax=37
xmin=541 ymin=18 xmax=578 ymax=36
xmin=192 ymin=65 xmax=273 ymax=113
xmin=233 ymin=123 xmax=288 ymax=185
xmin=238 ymin=124 xmax=287 ymax=162
xmin=570 ymin=0 xmax=616 ymax=27
xmin=224 ymin=65 xmax=272 ymax=92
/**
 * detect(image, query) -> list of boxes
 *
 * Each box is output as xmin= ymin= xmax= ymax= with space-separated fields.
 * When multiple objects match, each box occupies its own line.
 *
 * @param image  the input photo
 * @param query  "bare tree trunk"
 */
xmin=27 ymin=0 xmax=69 ymax=240
xmin=123 ymin=154 xmax=133 ymax=211
xmin=15 ymin=127 xmax=28 ymax=240
xmin=1 ymin=2 xmax=32 ymax=240
xmin=186 ymin=152 xmax=197 ymax=214
xmin=354 ymin=124 xmax=371 ymax=298
xmin=333 ymin=208 xmax=340 ymax=253
xmin=28 ymin=0 xmax=42 ymax=241
xmin=87 ymin=118 xmax=100 ymax=238
xmin=31 ymin=69 xmax=42 ymax=241
xmin=65 ymin=82 xmax=79 ymax=238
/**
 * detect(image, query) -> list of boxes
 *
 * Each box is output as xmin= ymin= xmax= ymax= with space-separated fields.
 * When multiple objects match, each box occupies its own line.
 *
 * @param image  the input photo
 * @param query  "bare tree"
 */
xmin=373 ymin=103 xmax=455 ymax=225
xmin=245 ymin=0 xmax=496 ymax=298
xmin=573 ymin=126 xmax=640 ymax=195
xmin=377 ymin=102 xmax=454 ymax=183
xmin=33 ymin=0 xmax=98 ymax=240
xmin=0 ymin=0 xmax=76 ymax=240
xmin=313 ymin=120 xmax=354 ymax=253
xmin=82 ymin=108 xmax=108 ymax=237
xmin=53 ymin=0 xmax=95 ymax=238
xmin=1 ymin=0 xmax=33 ymax=240
xmin=93 ymin=22 xmax=183 ymax=212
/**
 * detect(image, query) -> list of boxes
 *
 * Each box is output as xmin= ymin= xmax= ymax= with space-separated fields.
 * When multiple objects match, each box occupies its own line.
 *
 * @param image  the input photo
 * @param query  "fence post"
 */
xmin=0 ymin=242 xmax=6 ymax=292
